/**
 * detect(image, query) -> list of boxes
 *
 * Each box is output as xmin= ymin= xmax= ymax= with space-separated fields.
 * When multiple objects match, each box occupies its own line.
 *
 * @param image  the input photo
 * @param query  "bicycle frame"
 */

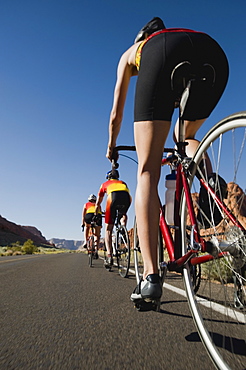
xmin=113 ymin=144 xmax=246 ymax=273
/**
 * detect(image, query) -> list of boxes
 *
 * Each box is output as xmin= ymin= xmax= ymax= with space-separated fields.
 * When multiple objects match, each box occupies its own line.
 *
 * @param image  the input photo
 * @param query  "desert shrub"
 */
xmin=21 ymin=239 xmax=38 ymax=254
xmin=11 ymin=241 xmax=22 ymax=253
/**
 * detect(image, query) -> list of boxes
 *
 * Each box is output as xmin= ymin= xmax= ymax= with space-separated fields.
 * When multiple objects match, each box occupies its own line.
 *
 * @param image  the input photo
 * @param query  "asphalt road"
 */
xmin=0 ymin=253 xmax=214 ymax=370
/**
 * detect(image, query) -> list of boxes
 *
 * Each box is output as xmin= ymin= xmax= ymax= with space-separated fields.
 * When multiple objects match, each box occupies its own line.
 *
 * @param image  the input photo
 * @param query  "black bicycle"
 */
xmin=104 ymin=207 xmax=131 ymax=278
xmin=83 ymin=221 xmax=98 ymax=267
xmin=114 ymin=208 xmax=131 ymax=277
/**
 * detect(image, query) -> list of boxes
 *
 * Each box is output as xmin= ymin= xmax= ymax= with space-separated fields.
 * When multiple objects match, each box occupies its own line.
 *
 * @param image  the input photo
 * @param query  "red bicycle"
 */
xmin=113 ymin=63 xmax=246 ymax=370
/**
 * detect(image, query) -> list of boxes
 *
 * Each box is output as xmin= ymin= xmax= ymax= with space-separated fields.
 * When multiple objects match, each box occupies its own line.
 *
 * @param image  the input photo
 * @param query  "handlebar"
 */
xmin=111 ymin=145 xmax=177 ymax=168
xmin=111 ymin=146 xmax=136 ymax=169
xmin=113 ymin=145 xmax=174 ymax=156
xmin=114 ymin=145 xmax=136 ymax=153
xmin=112 ymin=146 xmax=136 ymax=161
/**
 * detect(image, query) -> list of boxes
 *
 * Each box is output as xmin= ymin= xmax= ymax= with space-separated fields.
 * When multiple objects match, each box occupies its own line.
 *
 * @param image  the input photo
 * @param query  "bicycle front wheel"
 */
xmin=116 ymin=225 xmax=131 ymax=278
xmin=133 ymin=218 xmax=144 ymax=284
xmin=180 ymin=112 xmax=246 ymax=370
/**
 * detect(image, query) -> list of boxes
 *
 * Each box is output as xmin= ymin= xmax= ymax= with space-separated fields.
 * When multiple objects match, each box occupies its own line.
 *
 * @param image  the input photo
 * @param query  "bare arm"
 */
xmin=106 ymin=44 xmax=138 ymax=160
xmin=95 ymin=195 xmax=104 ymax=215
xmin=81 ymin=205 xmax=86 ymax=226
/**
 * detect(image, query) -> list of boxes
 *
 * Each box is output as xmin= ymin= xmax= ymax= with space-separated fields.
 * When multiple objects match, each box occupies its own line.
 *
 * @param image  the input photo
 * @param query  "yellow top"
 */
xmin=135 ymin=39 xmax=148 ymax=71
xmin=98 ymin=179 xmax=130 ymax=196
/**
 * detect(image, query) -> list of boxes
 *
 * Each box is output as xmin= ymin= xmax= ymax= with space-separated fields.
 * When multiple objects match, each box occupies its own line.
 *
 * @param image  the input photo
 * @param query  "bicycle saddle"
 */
xmin=171 ymin=61 xmax=216 ymax=118
xmin=171 ymin=61 xmax=216 ymax=95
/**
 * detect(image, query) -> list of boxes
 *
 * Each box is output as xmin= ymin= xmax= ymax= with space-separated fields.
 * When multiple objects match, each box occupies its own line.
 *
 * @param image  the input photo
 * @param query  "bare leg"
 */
xmin=120 ymin=214 xmax=127 ymax=226
xmin=84 ymin=224 xmax=90 ymax=245
xmin=94 ymin=226 xmax=101 ymax=249
xmin=173 ymin=118 xmax=212 ymax=174
xmin=105 ymin=223 xmax=114 ymax=256
xmin=134 ymin=120 xmax=171 ymax=279
xmin=173 ymin=118 xmax=206 ymax=142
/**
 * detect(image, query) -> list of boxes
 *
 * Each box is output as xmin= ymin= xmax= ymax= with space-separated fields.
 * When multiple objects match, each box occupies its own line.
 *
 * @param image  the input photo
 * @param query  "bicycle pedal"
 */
xmin=133 ymin=298 xmax=161 ymax=312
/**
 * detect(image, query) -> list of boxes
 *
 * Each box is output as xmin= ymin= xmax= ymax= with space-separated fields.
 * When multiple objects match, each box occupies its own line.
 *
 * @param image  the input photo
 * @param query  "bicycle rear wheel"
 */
xmin=180 ymin=112 xmax=246 ymax=370
xmin=116 ymin=225 xmax=130 ymax=278
xmin=133 ymin=217 xmax=164 ymax=284
xmin=88 ymin=236 xmax=94 ymax=267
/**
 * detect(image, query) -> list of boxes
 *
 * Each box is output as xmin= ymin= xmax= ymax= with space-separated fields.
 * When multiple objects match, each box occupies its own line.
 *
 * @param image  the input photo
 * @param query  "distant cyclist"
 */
xmin=81 ymin=194 xmax=102 ymax=256
xmin=95 ymin=170 xmax=131 ymax=267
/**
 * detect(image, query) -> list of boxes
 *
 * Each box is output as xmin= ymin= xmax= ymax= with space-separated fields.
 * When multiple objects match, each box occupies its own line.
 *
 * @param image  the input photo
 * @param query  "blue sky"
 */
xmin=0 ymin=0 xmax=245 ymax=241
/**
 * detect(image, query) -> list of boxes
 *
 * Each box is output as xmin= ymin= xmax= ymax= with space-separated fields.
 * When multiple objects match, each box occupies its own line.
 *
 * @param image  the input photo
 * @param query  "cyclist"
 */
xmin=105 ymin=17 xmax=229 ymax=302
xmin=81 ymin=194 xmax=102 ymax=256
xmin=95 ymin=169 xmax=131 ymax=267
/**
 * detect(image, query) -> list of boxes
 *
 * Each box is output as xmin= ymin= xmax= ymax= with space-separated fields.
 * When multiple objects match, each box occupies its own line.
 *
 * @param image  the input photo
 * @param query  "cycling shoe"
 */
xmin=130 ymin=274 xmax=162 ymax=302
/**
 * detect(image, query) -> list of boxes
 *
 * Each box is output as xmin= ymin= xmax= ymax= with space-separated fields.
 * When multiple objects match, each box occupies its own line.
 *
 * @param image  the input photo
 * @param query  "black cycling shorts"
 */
xmin=105 ymin=191 xmax=131 ymax=225
xmin=84 ymin=213 xmax=102 ymax=227
xmin=134 ymin=31 xmax=229 ymax=121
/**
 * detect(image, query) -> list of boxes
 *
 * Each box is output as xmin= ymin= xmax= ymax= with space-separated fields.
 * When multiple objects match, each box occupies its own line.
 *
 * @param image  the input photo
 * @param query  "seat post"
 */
xmin=177 ymin=113 xmax=188 ymax=157
xmin=177 ymin=78 xmax=193 ymax=157
xmin=178 ymin=113 xmax=185 ymax=143
xmin=171 ymin=62 xmax=192 ymax=158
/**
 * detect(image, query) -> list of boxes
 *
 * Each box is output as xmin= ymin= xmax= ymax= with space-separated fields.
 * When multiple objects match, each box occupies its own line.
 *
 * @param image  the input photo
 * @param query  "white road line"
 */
xmin=128 ymin=267 xmax=245 ymax=324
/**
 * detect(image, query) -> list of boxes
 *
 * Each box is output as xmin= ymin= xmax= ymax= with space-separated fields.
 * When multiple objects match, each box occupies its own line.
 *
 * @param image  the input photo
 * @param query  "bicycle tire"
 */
xmin=88 ymin=236 xmax=94 ymax=267
xmin=116 ymin=225 xmax=131 ymax=278
xmin=180 ymin=112 xmax=246 ymax=370
xmin=133 ymin=218 xmax=144 ymax=284
xmin=133 ymin=217 xmax=164 ymax=284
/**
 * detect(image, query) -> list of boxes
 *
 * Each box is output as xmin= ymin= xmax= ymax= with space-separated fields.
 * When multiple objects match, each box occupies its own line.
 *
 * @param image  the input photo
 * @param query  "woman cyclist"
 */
xmin=81 ymin=194 xmax=102 ymax=256
xmin=106 ymin=17 xmax=229 ymax=303
xmin=95 ymin=170 xmax=131 ymax=267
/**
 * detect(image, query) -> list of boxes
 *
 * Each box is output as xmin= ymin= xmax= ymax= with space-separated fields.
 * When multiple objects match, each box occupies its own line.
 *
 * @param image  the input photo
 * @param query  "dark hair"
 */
xmin=134 ymin=17 xmax=165 ymax=43
xmin=106 ymin=169 xmax=119 ymax=180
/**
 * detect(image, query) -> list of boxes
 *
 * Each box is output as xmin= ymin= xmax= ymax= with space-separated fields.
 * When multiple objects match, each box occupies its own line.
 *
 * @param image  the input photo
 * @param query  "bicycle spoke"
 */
xmin=117 ymin=225 xmax=130 ymax=278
